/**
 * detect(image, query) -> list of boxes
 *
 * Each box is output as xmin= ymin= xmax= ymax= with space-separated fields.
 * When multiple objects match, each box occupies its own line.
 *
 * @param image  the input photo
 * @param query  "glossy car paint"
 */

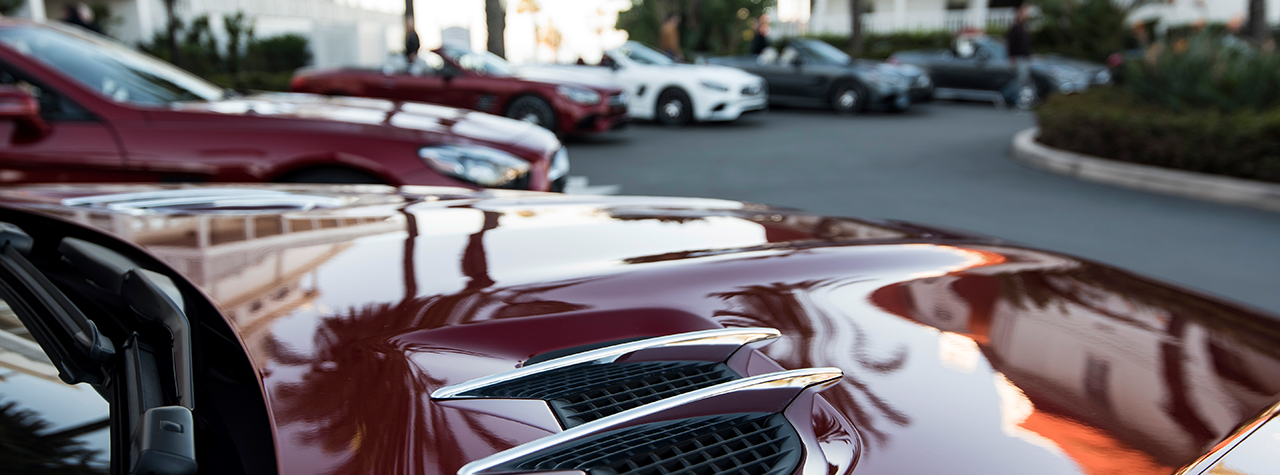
xmin=3 ymin=184 xmax=1278 ymax=475
xmin=0 ymin=22 xmax=560 ymax=191
xmin=890 ymin=36 xmax=1110 ymax=104
xmin=291 ymin=49 xmax=632 ymax=137
xmin=710 ymin=39 xmax=914 ymax=112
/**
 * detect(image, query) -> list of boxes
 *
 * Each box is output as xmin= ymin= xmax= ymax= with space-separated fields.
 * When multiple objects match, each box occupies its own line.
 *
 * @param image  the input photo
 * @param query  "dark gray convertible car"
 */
xmin=889 ymin=34 xmax=1111 ymax=109
xmin=710 ymin=38 xmax=931 ymax=114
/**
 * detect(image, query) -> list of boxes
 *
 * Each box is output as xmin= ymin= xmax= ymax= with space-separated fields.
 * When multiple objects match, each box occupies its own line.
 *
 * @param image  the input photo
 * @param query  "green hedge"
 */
xmin=206 ymin=72 xmax=294 ymax=92
xmin=1036 ymin=88 xmax=1280 ymax=183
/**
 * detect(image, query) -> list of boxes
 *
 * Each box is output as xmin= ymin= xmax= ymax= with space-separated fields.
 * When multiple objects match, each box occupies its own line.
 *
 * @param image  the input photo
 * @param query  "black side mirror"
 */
xmin=0 ymin=86 xmax=49 ymax=143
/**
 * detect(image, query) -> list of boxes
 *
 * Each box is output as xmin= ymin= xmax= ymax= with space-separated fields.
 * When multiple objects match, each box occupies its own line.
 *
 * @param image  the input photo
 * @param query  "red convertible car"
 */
xmin=0 ymin=21 xmax=568 ymax=191
xmin=0 ymin=183 xmax=1276 ymax=475
xmin=290 ymin=47 xmax=632 ymax=137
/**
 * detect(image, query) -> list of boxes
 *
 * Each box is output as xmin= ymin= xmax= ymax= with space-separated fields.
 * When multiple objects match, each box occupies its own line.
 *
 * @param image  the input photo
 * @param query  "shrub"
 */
xmin=206 ymin=72 xmax=294 ymax=92
xmin=245 ymin=34 xmax=312 ymax=73
xmin=1032 ymin=0 xmax=1154 ymax=62
xmin=1124 ymin=32 xmax=1280 ymax=112
xmin=1036 ymin=88 xmax=1280 ymax=183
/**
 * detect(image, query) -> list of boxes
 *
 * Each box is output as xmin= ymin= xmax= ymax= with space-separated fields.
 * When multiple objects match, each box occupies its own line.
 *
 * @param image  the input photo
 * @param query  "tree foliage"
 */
xmin=1032 ymin=0 xmax=1155 ymax=63
xmin=616 ymin=0 xmax=776 ymax=56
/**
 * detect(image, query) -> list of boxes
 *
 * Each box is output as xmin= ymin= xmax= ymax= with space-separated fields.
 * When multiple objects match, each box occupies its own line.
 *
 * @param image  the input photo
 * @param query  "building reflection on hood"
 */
xmin=867 ymin=246 xmax=1280 ymax=473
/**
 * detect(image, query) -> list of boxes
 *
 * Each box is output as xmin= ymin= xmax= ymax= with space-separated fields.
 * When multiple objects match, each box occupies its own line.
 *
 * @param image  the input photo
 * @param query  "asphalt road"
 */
xmin=564 ymin=102 xmax=1280 ymax=315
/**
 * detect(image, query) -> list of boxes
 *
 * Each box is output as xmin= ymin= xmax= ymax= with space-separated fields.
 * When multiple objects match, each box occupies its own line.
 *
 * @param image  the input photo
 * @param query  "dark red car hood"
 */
xmin=170 ymin=92 xmax=560 ymax=154
xmin=3 ymin=184 xmax=1278 ymax=475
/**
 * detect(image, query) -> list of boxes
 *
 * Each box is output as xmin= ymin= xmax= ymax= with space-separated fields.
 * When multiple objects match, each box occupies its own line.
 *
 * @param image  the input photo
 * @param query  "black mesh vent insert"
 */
xmin=460 ymin=361 xmax=740 ymax=428
xmin=498 ymin=412 xmax=802 ymax=475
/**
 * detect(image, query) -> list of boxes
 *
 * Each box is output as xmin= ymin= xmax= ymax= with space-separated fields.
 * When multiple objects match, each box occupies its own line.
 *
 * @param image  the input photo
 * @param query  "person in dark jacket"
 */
xmin=405 ymin=16 xmax=421 ymax=64
xmin=750 ymin=14 xmax=770 ymax=55
xmin=1005 ymin=2 xmax=1033 ymax=102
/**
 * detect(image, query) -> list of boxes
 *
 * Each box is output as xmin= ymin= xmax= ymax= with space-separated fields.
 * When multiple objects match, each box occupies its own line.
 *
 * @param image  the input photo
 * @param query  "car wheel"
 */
xmin=277 ymin=167 xmax=385 ymax=184
xmin=1013 ymin=84 xmax=1040 ymax=110
xmin=507 ymin=96 xmax=558 ymax=131
xmin=830 ymin=81 xmax=867 ymax=115
xmin=655 ymin=89 xmax=693 ymax=127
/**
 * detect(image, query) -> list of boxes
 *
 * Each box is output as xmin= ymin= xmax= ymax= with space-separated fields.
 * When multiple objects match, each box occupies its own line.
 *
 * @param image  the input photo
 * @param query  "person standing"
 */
xmin=1005 ymin=2 xmax=1033 ymax=105
xmin=405 ymin=16 xmax=421 ymax=64
xmin=750 ymin=14 xmax=770 ymax=55
xmin=659 ymin=13 xmax=683 ymax=61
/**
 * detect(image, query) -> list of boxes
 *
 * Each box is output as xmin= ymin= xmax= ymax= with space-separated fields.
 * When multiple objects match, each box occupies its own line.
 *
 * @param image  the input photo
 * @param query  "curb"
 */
xmin=1010 ymin=127 xmax=1280 ymax=213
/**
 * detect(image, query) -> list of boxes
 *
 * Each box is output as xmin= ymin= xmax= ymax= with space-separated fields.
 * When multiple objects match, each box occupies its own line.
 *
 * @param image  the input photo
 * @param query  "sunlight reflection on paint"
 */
xmin=939 ymin=332 xmax=980 ymax=374
xmin=994 ymin=372 xmax=1068 ymax=458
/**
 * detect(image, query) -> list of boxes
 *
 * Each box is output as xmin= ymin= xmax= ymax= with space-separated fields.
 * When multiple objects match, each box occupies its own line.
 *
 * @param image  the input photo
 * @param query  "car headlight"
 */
xmin=699 ymin=80 xmax=729 ymax=92
xmin=1093 ymin=70 xmax=1112 ymax=84
xmin=914 ymin=74 xmax=932 ymax=88
xmin=556 ymin=85 xmax=601 ymax=105
xmin=549 ymin=147 xmax=570 ymax=182
xmin=418 ymin=145 xmax=531 ymax=188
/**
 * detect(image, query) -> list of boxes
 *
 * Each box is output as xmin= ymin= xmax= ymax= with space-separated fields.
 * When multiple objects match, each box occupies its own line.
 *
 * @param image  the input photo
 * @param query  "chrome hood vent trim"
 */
xmin=457 ymin=368 xmax=843 ymax=475
xmin=432 ymin=327 xmax=780 ymax=400
xmin=432 ymin=327 xmax=781 ymax=430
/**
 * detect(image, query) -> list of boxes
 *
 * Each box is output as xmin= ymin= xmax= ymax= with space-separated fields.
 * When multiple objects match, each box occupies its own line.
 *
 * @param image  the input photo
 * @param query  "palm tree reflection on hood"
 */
xmin=711 ymin=279 xmax=912 ymax=448
xmin=263 ymin=209 xmax=588 ymax=474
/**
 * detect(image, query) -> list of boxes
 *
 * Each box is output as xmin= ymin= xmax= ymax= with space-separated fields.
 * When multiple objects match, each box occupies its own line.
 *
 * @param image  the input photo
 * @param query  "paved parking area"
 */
xmin=566 ymin=102 xmax=1280 ymax=314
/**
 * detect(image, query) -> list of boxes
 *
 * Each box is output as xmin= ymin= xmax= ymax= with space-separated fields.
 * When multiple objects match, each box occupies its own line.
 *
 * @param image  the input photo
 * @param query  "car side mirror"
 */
xmin=792 ymin=55 xmax=806 ymax=68
xmin=0 ymin=86 xmax=49 ymax=143
xmin=609 ymin=61 xmax=622 ymax=71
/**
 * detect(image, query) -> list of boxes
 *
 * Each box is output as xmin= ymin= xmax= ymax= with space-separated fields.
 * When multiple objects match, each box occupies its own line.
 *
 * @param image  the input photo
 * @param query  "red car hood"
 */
xmin=170 ymin=92 xmax=560 ymax=155
xmin=3 ymin=184 xmax=1278 ymax=475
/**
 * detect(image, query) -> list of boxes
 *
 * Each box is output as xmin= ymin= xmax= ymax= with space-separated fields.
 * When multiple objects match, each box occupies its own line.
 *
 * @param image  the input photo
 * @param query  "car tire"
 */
xmin=655 ymin=88 xmax=693 ymax=127
xmin=830 ymin=81 xmax=867 ymax=115
xmin=506 ymin=96 xmax=558 ymax=132
xmin=277 ymin=167 xmax=385 ymax=184
xmin=1012 ymin=83 xmax=1040 ymax=110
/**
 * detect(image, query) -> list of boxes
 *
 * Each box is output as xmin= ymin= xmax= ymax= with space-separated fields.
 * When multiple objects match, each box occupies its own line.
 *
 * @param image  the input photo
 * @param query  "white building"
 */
xmin=19 ymin=0 xmax=405 ymax=68
xmin=803 ymin=0 xmax=1280 ymax=35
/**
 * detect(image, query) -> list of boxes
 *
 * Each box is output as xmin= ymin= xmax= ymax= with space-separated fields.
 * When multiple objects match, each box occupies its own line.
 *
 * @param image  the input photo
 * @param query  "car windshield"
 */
xmin=794 ymin=39 xmax=851 ymax=65
xmin=441 ymin=47 xmax=515 ymax=77
xmin=0 ymin=24 xmax=224 ymax=106
xmin=616 ymin=42 xmax=674 ymax=66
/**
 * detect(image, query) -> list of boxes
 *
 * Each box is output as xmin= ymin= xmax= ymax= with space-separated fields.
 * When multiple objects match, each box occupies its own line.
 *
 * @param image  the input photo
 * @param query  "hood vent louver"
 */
xmin=433 ymin=328 xmax=782 ymax=430
xmin=457 ymin=368 xmax=846 ymax=475
xmin=462 ymin=361 xmax=740 ymax=428
xmin=496 ymin=412 xmax=802 ymax=475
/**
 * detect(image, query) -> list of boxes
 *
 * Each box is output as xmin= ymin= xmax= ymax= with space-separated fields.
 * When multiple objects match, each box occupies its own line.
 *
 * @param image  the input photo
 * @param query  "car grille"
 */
xmin=496 ymin=412 xmax=803 ymax=475
xmin=459 ymin=361 xmax=740 ymax=428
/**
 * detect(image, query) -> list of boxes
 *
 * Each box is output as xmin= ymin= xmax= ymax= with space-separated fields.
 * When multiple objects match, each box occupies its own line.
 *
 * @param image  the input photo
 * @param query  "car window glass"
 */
xmin=441 ymin=48 xmax=514 ymax=77
xmin=0 ymin=24 xmax=224 ymax=106
xmin=794 ymin=40 xmax=851 ymax=65
xmin=778 ymin=47 xmax=800 ymax=66
xmin=0 ymin=61 xmax=94 ymax=122
xmin=616 ymin=42 xmax=674 ymax=66
xmin=0 ymin=297 xmax=110 ymax=473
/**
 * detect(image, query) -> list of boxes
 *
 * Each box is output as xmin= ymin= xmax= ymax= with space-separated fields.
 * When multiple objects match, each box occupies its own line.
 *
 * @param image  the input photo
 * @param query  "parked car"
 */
xmin=889 ymin=34 xmax=1111 ymax=109
xmin=519 ymin=41 xmax=768 ymax=126
xmin=0 ymin=20 xmax=568 ymax=191
xmin=1 ymin=183 xmax=1277 ymax=475
xmin=709 ymin=38 xmax=926 ymax=114
xmin=290 ymin=47 xmax=632 ymax=137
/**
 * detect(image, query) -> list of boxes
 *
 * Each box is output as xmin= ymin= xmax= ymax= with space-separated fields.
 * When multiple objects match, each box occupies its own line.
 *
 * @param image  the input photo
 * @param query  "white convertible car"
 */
xmin=520 ymin=41 xmax=768 ymax=126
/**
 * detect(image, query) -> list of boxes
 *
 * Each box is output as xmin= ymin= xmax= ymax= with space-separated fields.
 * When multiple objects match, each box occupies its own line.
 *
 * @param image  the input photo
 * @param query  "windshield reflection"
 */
xmin=0 ymin=24 xmax=223 ymax=106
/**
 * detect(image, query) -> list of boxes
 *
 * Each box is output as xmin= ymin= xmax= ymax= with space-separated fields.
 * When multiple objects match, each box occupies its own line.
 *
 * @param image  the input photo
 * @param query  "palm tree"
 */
xmin=848 ymin=0 xmax=865 ymax=55
xmin=1247 ymin=0 xmax=1268 ymax=45
xmin=487 ymin=0 xmax=507 ymax=57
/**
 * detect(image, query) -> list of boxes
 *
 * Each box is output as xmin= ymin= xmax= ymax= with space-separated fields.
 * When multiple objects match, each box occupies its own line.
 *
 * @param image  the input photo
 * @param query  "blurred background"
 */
xmin=0 ymin=0 xmax=1278 ymax=315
